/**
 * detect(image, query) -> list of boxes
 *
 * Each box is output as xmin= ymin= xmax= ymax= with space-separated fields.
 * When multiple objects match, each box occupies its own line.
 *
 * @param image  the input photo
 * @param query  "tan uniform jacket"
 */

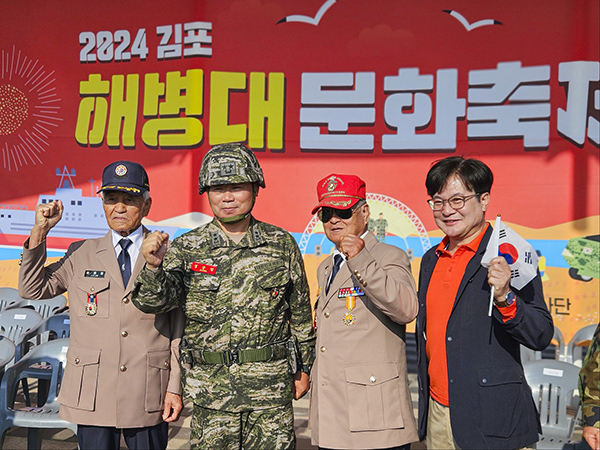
xmin=18 ymin=229 xmax=183 ymax=428
xmin=310 ymin=232 xmax=419 ymax=449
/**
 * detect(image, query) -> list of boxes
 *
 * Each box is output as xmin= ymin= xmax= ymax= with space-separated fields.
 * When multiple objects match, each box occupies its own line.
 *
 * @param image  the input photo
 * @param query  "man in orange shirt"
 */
xmin=416 ymin=156 xmax=553 ymax=450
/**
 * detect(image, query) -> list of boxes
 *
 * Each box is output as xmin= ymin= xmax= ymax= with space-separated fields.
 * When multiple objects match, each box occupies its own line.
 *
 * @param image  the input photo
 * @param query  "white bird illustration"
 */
xmin=277 ymin=0 xmax=338 ymax=26
xmin=443 ymin=9 xmax=502 ymax=31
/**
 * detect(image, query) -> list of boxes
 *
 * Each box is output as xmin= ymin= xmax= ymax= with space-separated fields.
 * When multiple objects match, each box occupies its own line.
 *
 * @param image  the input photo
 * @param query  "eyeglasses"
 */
xmin=427 ymin=194 xmax=481 ymax=212
xmin=318 ymin=205 xmax=359 ymax=223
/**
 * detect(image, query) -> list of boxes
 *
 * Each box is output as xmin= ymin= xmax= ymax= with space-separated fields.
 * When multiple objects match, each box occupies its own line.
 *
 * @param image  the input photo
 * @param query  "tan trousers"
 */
xmin=426 ymin=397 xmax=536 ymax=450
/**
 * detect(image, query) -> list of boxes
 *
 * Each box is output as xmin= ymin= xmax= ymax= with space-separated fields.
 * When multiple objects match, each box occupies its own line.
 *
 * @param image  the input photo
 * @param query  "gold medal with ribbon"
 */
xmin=343 ymin=295 xmax=356 ymax=326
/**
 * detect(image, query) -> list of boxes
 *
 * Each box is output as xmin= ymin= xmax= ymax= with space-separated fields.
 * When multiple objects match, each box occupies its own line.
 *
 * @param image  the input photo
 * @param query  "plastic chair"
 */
xmin=523 ymin=359 xmax=581 ymax=450
xmin=14 ymin=313 xmax=71 ymax=361
xmin=0 ymin=288 xmax=22 ymax=313
xmin=13 ymin=313 xmax=71 ymax=407
xmin=520 ymin=345 xmax=541 ymax=363
xmin=565 ymin=324 xmax=596 ymax=367
xmin=0 ymin=338 xmax=76 ymax=449
xmin=0 ymin=308 xmax=43 ymax=357
xmin=551 ymin=327 xmax=566 ymax=361
xmin=6 ymin=295 xmax=67 ymax=320
xmin=0 ymin=337 xmax=16 ymax=381
xmin=520 ymin=327 xmax=565 ymax=362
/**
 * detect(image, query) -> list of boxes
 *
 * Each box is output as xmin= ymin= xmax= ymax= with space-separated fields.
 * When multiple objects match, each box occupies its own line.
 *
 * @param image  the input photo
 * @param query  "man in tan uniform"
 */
xmin=18 ymin=161 xmax=183 ymax=450
xmin=309 ymin=174 xmax=419 ymax=450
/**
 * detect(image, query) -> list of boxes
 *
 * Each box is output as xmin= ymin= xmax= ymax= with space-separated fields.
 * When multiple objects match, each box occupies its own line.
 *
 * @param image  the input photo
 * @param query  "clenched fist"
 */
xmin=142 ymin=231 xmax=170 ymax=270
xmin=29 ymin=200 xmax=64 ymax=247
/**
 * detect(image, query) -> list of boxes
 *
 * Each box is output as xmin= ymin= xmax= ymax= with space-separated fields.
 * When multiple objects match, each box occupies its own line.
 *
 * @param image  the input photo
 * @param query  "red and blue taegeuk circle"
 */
xmin=498 ymin=243 xmax=519 ymax=265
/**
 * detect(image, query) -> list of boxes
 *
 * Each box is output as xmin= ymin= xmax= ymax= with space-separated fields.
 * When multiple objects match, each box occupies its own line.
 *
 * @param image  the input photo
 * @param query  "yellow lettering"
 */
xmin=107 ymin=74 xmax=139 ymax=148
xmin=75 ymin=74 xmax=110 ymax=145
xmin=249 ymin=72 xmax=284 ymax=150
xmin=142 ymin=118 xmax=203 ymax=147
xmin=209 ymin=71 xmax=246 ymax=145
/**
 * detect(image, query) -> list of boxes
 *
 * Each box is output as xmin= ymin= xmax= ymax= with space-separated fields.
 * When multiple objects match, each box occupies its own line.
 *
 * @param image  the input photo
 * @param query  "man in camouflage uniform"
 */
xmin=131 ymin=143 xmax=315 ymax=450
xmin=579 ymin=323 xmax=600 ymax=450
xmin=374 ymin=212 xmax=388 ymax=243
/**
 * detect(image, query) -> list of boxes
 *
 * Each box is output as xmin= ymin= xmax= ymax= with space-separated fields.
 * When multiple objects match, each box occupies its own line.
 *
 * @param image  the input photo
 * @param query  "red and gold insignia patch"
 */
xmin=190 ymin=262 xmax=217 ymax=274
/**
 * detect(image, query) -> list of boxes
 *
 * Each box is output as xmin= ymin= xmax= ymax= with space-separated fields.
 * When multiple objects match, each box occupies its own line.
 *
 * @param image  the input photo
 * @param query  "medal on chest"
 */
xmin=342 ymin=296 xmax=356 ymax=326
xmin=86 ymin=291 xmax=97 ymax=316
xmin=338 ymin=287 xmax=364 ymax=326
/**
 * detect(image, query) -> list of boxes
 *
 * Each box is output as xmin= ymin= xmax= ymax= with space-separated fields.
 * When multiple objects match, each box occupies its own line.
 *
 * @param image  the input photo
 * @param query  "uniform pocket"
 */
xmin=59 ymin=346 xmax=101 ymax=411
xmin=145 ymin=349 xmax=171 ymax=412
xmin=186 ymin=273 xmax=220 ymax=322
xmin=257 ymin=267 xmax=291 ymax=317
xmin=345 ymin=362 xmax=405 ymax=431
xmin=74 ymin=278 xmax=110 ymax=318
xmin=477 ymin=365 xmax=524 ymax=437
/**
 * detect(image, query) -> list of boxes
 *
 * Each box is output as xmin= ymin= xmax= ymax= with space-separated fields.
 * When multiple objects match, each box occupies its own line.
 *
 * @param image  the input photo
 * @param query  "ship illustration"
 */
xmin=0 ymin=166 xmax=179 ymax=248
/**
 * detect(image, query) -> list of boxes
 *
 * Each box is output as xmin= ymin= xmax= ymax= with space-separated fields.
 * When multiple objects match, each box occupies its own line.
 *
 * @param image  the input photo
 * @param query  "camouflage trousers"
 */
xmin=190 ymin=402 xmax=295 ymax=450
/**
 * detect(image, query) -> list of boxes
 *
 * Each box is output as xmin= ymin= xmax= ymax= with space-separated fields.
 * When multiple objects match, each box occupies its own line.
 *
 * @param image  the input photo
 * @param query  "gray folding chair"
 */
xmin=0 ymin=338 xmax=75 ymax=450
xmin=0 ymin=288 xmax=22 ymax=313
xmin=6 ymin=295 xmax=67 ymax=320
xmin=565 ymin=324 xmax=596 ymax=366
xmin=523 ymin=359 xmax=581 ymax=450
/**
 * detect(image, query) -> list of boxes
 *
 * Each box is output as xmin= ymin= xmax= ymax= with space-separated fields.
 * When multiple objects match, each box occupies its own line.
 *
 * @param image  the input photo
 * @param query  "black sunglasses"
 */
xmin=318 ymin=206 xmax=357 ymax=223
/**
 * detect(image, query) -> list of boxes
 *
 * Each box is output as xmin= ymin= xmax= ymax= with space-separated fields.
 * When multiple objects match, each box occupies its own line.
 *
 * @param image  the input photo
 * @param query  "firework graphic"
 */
xmin=1 ymin=46 xmax=62 ymax=171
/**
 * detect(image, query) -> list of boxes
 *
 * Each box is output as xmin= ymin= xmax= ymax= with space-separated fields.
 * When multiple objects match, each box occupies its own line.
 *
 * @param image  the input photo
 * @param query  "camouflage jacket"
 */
xmin=579 ymin=323 xmax=600 ymax=429
xmin=132 ymin=217 xmax=315 ymax=412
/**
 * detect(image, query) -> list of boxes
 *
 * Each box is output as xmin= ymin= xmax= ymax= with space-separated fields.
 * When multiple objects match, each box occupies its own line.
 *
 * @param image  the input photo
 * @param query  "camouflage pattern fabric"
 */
xmin=579 ymin=323 xmax=600 ymax=429
xmin=190 ymin=403 xmax=294 ymax=450
xmin=132 ymin=216 xmax=315 ymax=413
xmin=374 ymin=217 xmax=388 ymax=241
xmin=198 ymin=143 xmax=265 ymax=194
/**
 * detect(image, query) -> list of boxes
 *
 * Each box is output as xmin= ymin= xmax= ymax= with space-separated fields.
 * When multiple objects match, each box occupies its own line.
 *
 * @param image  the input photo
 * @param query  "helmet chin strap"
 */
xmin=217 ymin=212 xmax=250 ymax=224
xmin=215 ymin=188 xmax=257 ymax=224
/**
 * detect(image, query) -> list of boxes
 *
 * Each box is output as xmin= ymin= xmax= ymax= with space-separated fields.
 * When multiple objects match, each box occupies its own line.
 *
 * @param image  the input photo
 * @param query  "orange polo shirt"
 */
xmin=425 ymin=224 xmax=517 ymax=406
xmin=425 ymin=225 xmax=487 ymax=407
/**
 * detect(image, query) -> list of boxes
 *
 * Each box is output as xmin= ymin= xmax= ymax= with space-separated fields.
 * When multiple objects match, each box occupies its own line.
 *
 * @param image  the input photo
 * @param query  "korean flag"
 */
xmin=481 ymin=215 xmax=539 ymax=290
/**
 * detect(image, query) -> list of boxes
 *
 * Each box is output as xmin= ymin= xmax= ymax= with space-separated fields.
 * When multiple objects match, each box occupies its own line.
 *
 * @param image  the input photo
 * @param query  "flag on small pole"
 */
xmin=482 ymin=215 xmax=539 ymax=316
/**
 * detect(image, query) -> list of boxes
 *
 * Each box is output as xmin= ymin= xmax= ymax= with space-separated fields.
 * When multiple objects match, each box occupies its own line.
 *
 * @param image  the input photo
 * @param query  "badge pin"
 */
xmin=115 ymin=164 xmax=128 ymax=176
xmin=86 ymin=303 xmax=97 ymax=315
xmin=86 ymin=292 xmax=97 ymax=316
xmin=343 ymin=312 xmax=356 ymax=326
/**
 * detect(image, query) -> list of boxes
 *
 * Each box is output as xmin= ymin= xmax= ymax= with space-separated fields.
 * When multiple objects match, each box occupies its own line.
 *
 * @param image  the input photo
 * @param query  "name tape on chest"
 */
xmin=190 ymin=262 xmax=217 ymax=275
xmin=84 ymin=270 xmax=105 ymax=278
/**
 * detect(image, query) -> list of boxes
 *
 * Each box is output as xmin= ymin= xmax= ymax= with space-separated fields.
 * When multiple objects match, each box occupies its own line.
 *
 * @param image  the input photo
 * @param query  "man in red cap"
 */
xmin=309 ymin=174 xmax=419 ymax=450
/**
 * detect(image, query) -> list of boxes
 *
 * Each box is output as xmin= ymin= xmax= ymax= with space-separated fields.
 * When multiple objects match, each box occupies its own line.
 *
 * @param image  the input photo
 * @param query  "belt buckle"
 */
xmin=225 ymin=348 xmax=239 ymax=366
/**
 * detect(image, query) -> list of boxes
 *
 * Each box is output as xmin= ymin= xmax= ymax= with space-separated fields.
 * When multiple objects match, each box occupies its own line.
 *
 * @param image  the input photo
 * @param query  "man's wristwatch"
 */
xmin=494 ymin=291 xmax=516 ymax=308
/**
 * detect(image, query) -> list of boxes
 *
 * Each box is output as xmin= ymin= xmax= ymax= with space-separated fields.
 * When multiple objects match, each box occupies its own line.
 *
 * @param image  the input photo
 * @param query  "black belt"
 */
xmin=189 ymin=344 xmax=287 ymax=367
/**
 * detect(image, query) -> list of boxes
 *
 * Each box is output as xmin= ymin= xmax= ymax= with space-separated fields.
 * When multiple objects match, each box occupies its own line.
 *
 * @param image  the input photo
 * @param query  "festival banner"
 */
xmin=1 ymin=0 xmax=598 ymax=341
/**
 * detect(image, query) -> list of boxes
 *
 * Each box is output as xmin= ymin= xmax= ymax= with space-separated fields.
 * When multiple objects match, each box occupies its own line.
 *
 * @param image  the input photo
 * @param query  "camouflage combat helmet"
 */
xmin=198 ymin=143 xmax=265 ymax=194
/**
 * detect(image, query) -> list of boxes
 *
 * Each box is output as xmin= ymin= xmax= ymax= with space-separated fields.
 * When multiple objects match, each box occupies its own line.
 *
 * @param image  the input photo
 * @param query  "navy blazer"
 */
xmin=416 ymin=225 xmax=554 ymax=450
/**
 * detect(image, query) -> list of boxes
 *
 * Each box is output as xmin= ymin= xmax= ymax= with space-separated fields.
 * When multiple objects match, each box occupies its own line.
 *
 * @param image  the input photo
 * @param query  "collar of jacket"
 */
xmin=207 ymin=216 xmax=267 ymax=249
